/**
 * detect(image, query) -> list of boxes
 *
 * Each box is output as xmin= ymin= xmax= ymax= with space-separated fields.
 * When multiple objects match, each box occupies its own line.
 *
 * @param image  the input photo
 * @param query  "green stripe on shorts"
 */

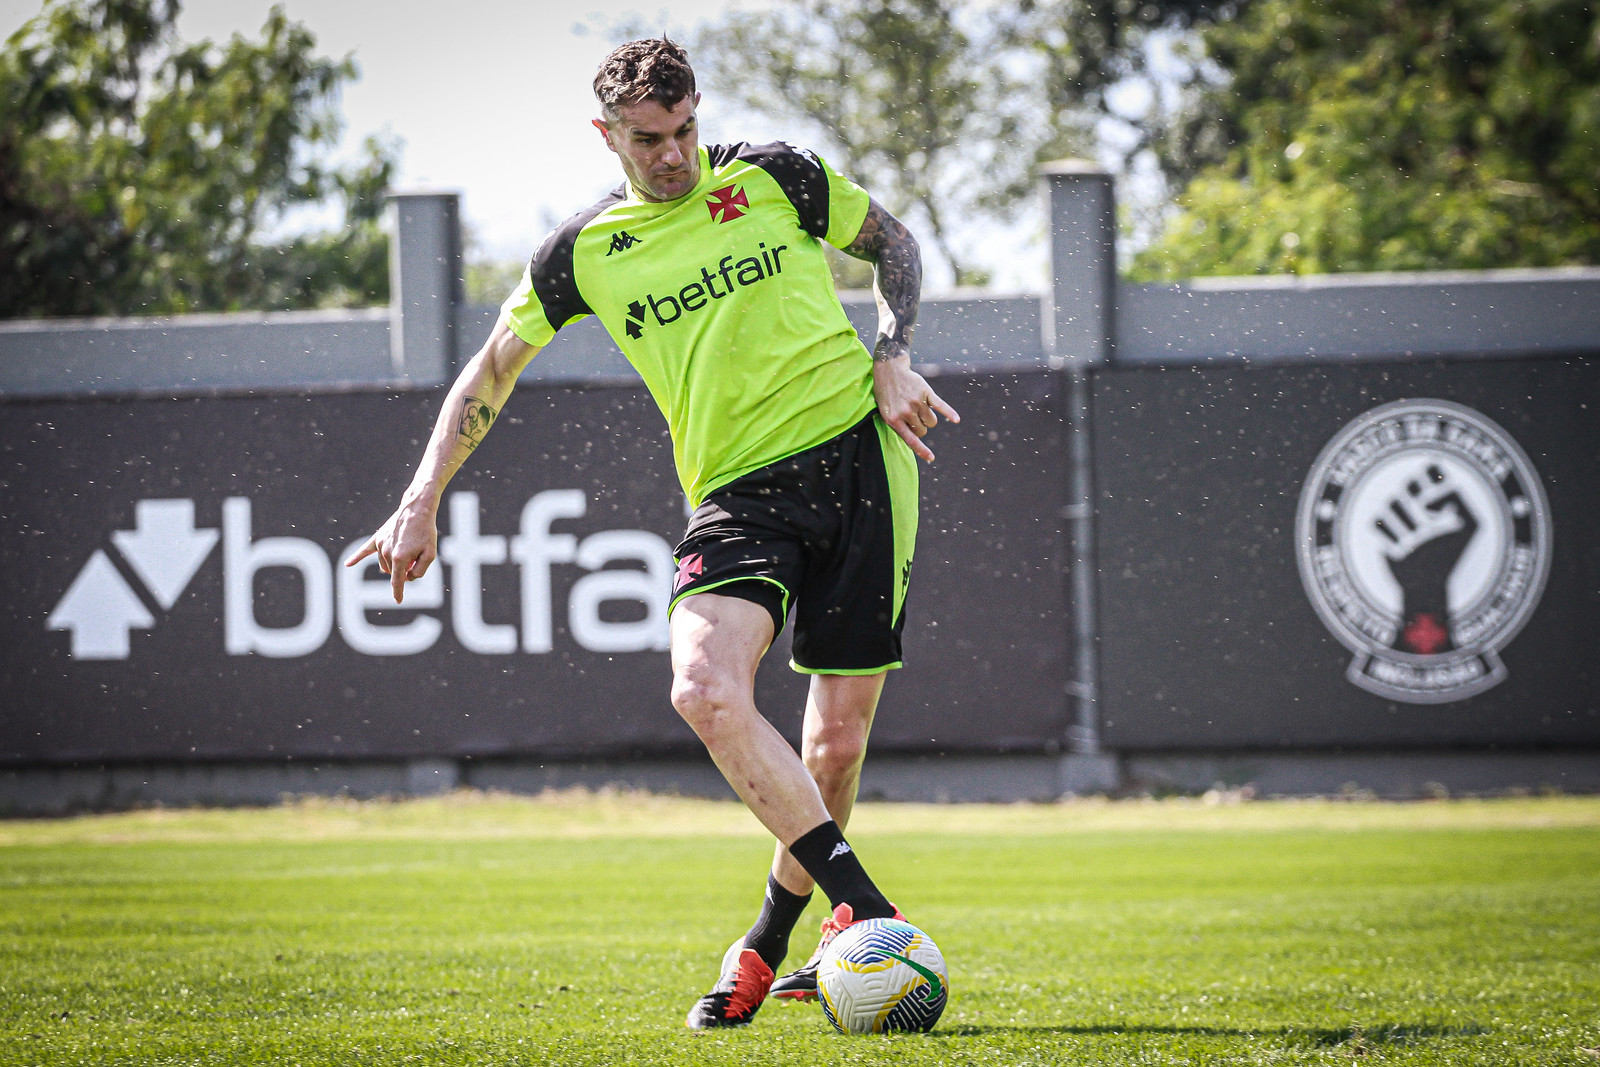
xmin=875 ymin=415 xmax=920 ymax=626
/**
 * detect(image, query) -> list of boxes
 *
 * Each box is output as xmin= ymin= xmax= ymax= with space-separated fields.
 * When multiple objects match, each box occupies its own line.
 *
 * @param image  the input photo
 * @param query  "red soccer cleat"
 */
xmin=685 ymin=939 xmax=776 ymax=1029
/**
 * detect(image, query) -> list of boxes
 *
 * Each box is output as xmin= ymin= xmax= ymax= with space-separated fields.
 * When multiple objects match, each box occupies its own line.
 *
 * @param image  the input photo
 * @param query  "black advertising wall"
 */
xmin=1 ymin=371 xmax=1069 ymax=765
xmin=1093 ymin=353 xmax=1600 ymax=750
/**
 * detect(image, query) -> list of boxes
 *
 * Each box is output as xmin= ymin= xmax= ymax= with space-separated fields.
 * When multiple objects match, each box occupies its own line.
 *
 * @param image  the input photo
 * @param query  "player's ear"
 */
xmin=592 ymin=117 xmax=617 ymax=153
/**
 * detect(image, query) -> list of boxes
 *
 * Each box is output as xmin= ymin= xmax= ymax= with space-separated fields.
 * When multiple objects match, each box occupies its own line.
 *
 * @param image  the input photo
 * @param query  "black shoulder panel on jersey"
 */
xmin=716 ymin=141 xmax=833 ymax=240
xmin=527 ymin=185 xmax=626 ymax=333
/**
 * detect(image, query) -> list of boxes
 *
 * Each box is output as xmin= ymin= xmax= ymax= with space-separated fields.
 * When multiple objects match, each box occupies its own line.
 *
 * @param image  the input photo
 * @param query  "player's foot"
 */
xmin=770 ymin=901 xmax=903 ymax=1002
xmin=684 ymin=938 xmax=775 ymax=1029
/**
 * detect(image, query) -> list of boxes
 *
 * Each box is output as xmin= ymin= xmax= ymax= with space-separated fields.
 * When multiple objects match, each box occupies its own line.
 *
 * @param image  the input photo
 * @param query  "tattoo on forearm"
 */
xmin=456 ymin=396 xmax=498 ymax=451
xmin=844 ymin=199 xmax=921 ymax=361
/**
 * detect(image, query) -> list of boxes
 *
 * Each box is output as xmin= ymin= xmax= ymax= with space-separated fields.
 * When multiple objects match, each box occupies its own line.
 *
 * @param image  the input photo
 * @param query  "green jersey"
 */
xmin=500 ymin=142 xmax=875 ymax=506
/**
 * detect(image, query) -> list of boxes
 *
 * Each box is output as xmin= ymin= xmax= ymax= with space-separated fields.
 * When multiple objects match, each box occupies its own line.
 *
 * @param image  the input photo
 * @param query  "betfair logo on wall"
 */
xmin=47 ymin=493 xmax=674 ymax=661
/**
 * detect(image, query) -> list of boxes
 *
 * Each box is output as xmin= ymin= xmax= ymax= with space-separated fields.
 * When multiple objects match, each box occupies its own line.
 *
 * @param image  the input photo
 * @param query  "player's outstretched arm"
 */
xmin=844 ymin=197 xmax=959 ymax=462
xmin=347 ymin=319 xmax=540 ymax=602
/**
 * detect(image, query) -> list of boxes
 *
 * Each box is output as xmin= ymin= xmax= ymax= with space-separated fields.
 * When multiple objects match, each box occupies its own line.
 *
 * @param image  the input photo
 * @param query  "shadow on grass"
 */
xmin=933 ymin=1023 xmax=1487 ymax=1046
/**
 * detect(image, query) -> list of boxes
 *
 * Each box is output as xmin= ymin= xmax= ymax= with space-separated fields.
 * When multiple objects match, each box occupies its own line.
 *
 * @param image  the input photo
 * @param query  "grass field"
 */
xmin=3 ymin=791 xmax=1598 ymax=1065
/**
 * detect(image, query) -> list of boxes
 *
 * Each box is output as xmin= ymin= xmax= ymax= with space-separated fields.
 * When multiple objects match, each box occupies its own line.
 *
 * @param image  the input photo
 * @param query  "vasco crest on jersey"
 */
xmin=1294 ymin=399 xmax=1552 ymax=704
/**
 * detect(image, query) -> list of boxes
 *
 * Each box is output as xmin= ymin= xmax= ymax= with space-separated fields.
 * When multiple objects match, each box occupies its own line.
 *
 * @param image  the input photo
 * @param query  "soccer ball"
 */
xmin=817 ymin=917 xmax=949 ymax=1034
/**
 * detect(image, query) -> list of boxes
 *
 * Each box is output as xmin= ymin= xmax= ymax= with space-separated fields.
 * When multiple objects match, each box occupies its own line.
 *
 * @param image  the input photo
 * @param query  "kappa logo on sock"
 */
xmin=828 ymin=842 xmax=852 ymax=861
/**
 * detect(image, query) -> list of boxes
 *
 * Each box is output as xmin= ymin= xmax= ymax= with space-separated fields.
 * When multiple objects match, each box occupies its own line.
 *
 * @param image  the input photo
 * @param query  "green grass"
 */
xmin=3 ymin=793 xmax=1599 ymax=1065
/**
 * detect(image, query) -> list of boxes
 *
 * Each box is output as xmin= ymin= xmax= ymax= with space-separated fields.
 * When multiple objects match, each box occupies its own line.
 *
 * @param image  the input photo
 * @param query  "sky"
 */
xmin=1 ymin=0 xmax=783 ymax=263
xmin=2 ymin=0 xmax=1048 ymax=288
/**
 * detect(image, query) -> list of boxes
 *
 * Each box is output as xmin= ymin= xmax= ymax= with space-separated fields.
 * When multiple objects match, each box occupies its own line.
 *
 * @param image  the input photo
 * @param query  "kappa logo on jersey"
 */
xmin=706 ymin=184 xmax=749 ymax=223
xmin=622 ymin=242 xmax=790 ymax=340
xmin=607 ymin=231 xmax=643 ymax=255
xmin=1294 ymin=399 xmax=1552 ymax=704
xmin=783 ymin=142 xmax=821 ymax=169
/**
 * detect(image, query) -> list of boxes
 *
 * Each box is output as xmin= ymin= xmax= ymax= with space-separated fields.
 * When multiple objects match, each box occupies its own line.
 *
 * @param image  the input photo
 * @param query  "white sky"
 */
xmin=2 ymin=0 xmax=1045 ymax=288
xmin=1 ymin=0 xmax=770 ymax=261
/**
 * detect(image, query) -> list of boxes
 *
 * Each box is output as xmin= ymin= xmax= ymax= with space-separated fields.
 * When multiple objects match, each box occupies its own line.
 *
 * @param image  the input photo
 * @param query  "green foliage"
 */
xmin=1135 ymin=0 xmax=1600 ymax=278
xmin=0 ymin=0 xmax=397 ymax=318
xmin=1001 ymin=0 xmax=1242 ymax=177
xmin=668 ymin=0 xmax=1240 ymax=285
xmin=676 ymin=0 xmax=1016 ymax=285
xmin=1 ymin=795 xmax=1598 ymax=1064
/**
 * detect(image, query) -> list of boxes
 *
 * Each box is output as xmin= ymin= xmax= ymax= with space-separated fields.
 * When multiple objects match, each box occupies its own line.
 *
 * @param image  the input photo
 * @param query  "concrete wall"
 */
xmin=1119 ymin=268 xmax=1600 ymax=365
xmin=5 ymin=203 xmax=1594 ymax=399
xmin=0 ymin=308 xmax=396 ymax=398
xmin=3 ymin=179 xmax=1598 ymax=810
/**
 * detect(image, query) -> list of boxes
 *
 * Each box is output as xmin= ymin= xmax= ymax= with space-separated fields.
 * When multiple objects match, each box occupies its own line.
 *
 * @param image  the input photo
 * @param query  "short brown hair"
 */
xmin=593 ymin=37 xmax=697 ymax=118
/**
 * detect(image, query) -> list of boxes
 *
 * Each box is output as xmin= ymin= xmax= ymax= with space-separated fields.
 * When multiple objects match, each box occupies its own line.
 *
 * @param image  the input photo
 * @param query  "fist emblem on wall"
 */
xmin=1296 ymin=400 xmax=1551 ymax=704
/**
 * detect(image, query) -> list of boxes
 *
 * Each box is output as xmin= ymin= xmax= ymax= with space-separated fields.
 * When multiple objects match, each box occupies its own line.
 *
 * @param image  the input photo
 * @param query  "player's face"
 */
xmin=593 ymin=93 xmax=702 ymax=203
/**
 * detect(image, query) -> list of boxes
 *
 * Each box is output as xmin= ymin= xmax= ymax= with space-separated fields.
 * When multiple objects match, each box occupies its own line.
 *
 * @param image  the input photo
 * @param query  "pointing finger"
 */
xmin=390 ymin=554 xmax=412 ymax=603
xmin=893 ymin=417 xmax=935 ymax=462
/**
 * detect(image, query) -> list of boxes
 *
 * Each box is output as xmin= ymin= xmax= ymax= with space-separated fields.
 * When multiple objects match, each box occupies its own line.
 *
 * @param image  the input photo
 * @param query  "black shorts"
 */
xmin=670 ymin=414 xmax=920 ymax=674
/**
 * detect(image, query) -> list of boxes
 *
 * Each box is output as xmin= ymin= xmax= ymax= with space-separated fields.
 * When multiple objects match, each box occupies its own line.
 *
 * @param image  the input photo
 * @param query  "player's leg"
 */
xmin=770 ymin=415 xmax=921 ymax=1000
xmin=668 ymin=592 xmax=831 ymax=844
xmin=675 ymin=592 xmax=895 ymax=1029
xmin=737 ymin=672 xmax=884 ymax=983
xmin=776 ymin=671 xmax=886 ymax=891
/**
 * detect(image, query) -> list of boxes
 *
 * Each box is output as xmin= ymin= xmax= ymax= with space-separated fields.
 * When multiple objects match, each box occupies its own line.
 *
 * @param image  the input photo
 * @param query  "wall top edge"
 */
xmin=1141 ymin=265 xmax=1600 ymax=293
xmin=1037 ymin=158 xmax=1110 ymax=177
xmin=835 ymin=287 xmax=1043 ymax=304
xmin=1111 ymin=345 xmax=1599 ymax=368
xmin=0 ymin=306 xmax=391 ymax=335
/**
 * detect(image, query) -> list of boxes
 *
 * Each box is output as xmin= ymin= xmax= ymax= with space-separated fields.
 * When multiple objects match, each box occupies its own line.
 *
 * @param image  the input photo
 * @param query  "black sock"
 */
xmin=742 ymin=873 xmax=812 ymax=971
xmin=786 ymin=820 xmax=894 ymax=921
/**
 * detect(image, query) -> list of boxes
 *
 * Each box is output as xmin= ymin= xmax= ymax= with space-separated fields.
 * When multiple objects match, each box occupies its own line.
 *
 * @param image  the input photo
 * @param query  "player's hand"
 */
xmin=872 ymin=351 xmax=960 ymax=462
xmin=346 ymin=498 xmax=439 ymax=604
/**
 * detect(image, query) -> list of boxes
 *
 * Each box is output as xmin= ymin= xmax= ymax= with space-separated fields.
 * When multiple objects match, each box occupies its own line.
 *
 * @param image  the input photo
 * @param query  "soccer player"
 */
xmin=349 ymin=38 xmax=958 ymax=1029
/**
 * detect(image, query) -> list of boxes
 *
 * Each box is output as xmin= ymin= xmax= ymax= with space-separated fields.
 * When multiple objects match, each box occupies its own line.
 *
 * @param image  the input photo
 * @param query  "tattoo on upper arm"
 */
xmin=844 ymin=199 xmax=922 ymax=361
xmin=842 ymin=199 xmax=896 ymax=262
xmin=457 ymin=396 xmax=498 ymax=451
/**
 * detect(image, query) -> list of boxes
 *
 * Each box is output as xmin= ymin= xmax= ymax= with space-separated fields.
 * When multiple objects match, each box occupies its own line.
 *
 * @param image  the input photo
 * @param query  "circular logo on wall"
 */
xmin=1295 ymin=399 xmax=1551 ymax=704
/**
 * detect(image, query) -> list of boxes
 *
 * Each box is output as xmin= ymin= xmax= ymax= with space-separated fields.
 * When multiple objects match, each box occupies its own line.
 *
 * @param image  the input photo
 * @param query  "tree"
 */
xmin=0 ymin=0 xmax=397 ymax=318
xmin=1134 ymin=0 xmax=1600 ymax=278
xmin=999 ymin=0 xmax=1243 ymax=183
xmin=650 ymin=0 xmax=1244 ymax=285
xmin=671 ymin=0 xmax=1023 ymax=285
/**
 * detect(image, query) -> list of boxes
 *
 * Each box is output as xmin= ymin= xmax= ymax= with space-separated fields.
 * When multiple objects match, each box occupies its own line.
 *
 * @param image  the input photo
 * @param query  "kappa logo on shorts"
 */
xmin=606 ymin=231 xmax=643 ymax=255
xmin=674 ymin=552 xmax=704 ymax=592
xmin=706 ymin=184 xmax=749 ymax=223
xmin=1295 ymin=399 xmax=1552 ymax=704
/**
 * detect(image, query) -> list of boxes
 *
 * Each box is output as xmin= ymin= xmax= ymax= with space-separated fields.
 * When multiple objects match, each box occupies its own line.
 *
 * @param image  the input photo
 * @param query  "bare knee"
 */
xmin=804 ymin=726 xmax=869 ymax=787
xmin=671 ymin=665 xmax=750 ymax=741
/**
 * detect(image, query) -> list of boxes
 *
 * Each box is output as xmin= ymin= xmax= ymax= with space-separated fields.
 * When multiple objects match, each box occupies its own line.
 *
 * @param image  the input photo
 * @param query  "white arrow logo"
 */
xmin=110 ymin=499 xmax=219 ymax=609
xmin=47 ymin=499 xmax=218 ymax=659
xmin=46 ymin=550 xmax=155 ymax=659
